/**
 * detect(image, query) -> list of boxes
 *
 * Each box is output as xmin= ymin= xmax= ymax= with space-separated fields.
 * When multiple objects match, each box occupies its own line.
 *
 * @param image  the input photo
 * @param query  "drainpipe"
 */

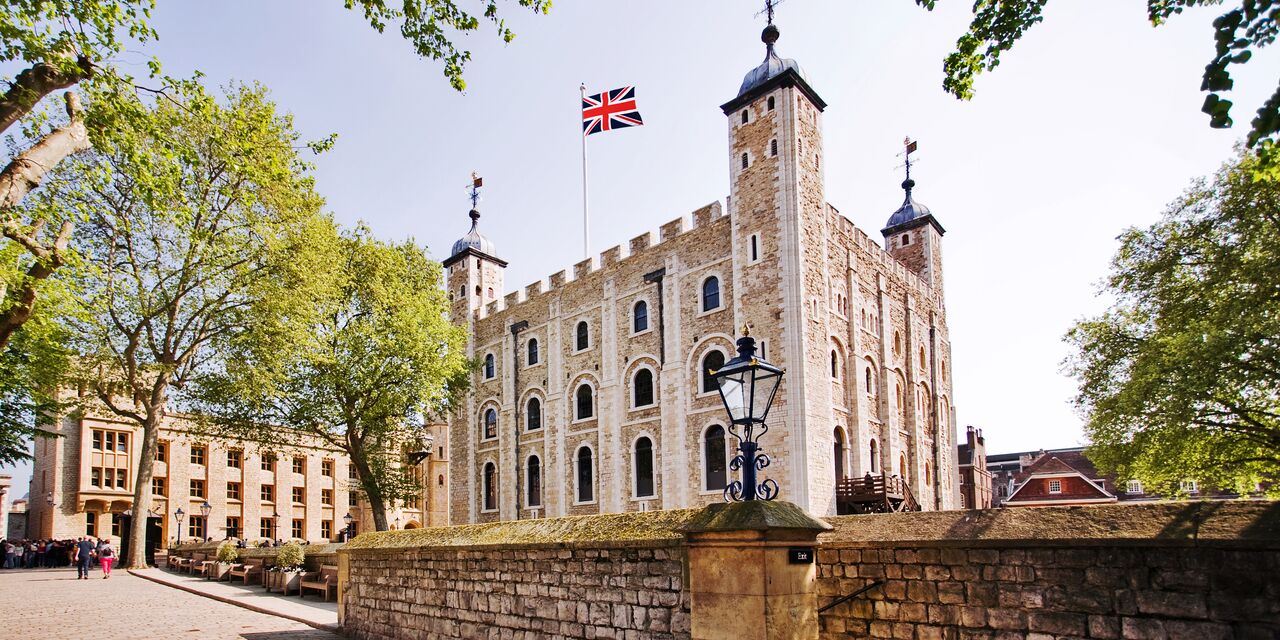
xmin=510 ymin=320 xmax=529 ymax=519
xmin=643 ymin=268 xmax=666 ymax=364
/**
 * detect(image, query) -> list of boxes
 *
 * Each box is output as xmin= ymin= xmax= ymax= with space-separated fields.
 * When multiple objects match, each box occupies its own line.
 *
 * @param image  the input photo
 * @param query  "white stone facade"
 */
xmin=447 ymin=36 xmax=959 ymax=523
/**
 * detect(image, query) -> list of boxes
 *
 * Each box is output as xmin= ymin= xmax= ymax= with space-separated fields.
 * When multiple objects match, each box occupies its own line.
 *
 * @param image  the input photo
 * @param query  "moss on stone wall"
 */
xmin=821 ymin=500 xmax=1280 ymax=545
xmin=345 ymin=508 xmax=701 ymax=550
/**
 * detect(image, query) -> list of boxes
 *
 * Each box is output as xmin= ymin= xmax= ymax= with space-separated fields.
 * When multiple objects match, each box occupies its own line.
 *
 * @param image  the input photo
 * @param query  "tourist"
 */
xmin=75 ymin=537 xmax=95 ymax=580
xmin=2 ymin=539 xmax=14 ymax=568
xmin=98 ymin=540 xmax=116 ymax=579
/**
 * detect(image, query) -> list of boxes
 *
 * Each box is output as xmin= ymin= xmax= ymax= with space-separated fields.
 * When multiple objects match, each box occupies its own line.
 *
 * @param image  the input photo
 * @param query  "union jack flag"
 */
xmin=582 ymin=86 xmax=644 ymax=136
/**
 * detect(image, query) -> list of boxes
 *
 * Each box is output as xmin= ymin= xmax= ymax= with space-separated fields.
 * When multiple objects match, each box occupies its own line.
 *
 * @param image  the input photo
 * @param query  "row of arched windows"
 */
xmin=480 ymin=347 xmax=733 ymax=440
xmin=480 ymin=427 xmax=734 ymax=513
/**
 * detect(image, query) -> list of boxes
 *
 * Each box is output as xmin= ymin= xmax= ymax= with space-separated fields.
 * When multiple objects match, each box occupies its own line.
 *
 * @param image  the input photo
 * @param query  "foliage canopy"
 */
xmin=1066 ymin=149 xmax=1280 ymax=495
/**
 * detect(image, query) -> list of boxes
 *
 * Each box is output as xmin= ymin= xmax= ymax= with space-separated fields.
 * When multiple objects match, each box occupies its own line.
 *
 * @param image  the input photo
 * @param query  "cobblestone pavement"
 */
xmin=0 ymin=568 xmax=342 ymax=639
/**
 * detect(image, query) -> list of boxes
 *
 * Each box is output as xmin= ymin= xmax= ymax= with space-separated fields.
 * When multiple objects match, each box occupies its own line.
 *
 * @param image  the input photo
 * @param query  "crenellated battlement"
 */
xmin=468 ymin=200 xmax=727 ymax=323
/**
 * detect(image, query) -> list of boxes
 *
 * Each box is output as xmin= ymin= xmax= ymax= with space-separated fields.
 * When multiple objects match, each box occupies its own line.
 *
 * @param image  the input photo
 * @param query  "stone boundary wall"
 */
xmin=340 ymin=510 xmax=696 ymax=640
xmin=815 ymin=502 xmax=1280 ymax=639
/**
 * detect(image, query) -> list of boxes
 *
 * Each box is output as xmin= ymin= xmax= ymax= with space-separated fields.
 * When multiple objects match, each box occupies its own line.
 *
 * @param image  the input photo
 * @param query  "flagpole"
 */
xmin=580 ymin=83 xmax=590 ymax=260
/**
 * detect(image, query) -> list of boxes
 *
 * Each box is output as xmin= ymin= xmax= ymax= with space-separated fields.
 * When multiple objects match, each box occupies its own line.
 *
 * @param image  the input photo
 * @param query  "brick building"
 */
xmin=23 ymin=404 xmax=449 ymax=545
xmin=446 ymin=23 xmax=960 ymax=524
xmin=956 ymin=426 xmax=992 ymax=509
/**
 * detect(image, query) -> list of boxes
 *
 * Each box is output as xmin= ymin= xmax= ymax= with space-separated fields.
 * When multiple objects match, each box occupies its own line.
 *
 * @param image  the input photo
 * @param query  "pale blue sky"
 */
xmin=3 ymin=1 xmax=1275 ymax=498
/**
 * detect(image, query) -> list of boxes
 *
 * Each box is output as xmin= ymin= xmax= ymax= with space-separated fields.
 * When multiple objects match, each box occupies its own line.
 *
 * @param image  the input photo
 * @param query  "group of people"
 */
xmin=2 ymin=537 xmax=117 ymax=578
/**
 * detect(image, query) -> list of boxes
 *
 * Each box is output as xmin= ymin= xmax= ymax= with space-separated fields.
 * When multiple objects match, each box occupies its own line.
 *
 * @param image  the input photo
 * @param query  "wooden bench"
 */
xmin=229 ymin=561 xmax=263 ymax=585
xmin=195 ymin=556 xmax=216 ymax=579
xmin=298 ymin=565 xmax=339 ymax=602
xmin=184 ymin=552 xmax=206 ymax=575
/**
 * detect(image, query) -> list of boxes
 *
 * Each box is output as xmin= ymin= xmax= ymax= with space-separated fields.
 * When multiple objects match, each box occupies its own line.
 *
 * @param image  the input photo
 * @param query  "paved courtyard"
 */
xmin=0 ymin=568 xmax=341 ymax=639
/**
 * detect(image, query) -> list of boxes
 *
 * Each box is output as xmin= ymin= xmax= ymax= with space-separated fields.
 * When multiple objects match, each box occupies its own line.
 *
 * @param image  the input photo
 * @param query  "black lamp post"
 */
xmin=343 ymin=512 xmax=354 ymax=541
xmin=711 ymin=326 xmax=785 ymax=502
xmin=199 ymin=501 xmax=212 ymax=540
xmin=174 ymin=507 xmax=185 ymax=544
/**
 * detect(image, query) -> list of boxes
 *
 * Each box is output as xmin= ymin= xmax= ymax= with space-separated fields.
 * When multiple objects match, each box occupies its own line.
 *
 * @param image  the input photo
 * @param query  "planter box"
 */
xmin=210 ymin=562 xmax=234 ymax=581
xmin=266 ymin=570 xmax=303 ymax=595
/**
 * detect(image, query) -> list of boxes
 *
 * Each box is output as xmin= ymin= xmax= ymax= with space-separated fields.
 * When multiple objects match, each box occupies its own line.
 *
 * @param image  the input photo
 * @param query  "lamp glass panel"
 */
xmin=716 ymin=371 xmax=748 ymax=422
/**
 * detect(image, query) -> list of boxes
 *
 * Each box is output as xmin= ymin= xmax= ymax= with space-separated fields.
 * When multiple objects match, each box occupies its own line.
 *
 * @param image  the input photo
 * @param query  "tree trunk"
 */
xmin=347 ymin=443 xmax=390 ymax=531
xmin=0 ymin=91 xmax=91 ymax=349
xmin=126 ymin=410 xmax=164 ymax=568
xmin=0 ymin=58 xmax=91 ymax=137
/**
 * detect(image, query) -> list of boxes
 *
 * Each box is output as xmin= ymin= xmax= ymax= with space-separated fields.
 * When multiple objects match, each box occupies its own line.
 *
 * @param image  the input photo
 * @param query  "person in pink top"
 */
xmin=98 ymin=540 xmax=116 ymax=578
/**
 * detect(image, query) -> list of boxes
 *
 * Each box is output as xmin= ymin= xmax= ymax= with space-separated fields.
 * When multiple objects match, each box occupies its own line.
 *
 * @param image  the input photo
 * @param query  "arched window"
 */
xmin=576 ymin=321 xmax=589 ymax=351
xmin=919 ymin=347 xmax=927 ymax=369
xmin=894 ymin=331 xmax=902 ymax=356
xmin=633 ymin=300 xmax=649 ymax=333
xmin=770 ymin=139 xmax=778 ymax=157
xmin=896 ymin=382 xmax=904 ymax=410
xmin=767 ymin=96 xmax=775 ymax=111
xmin=833 ymin=428 xmax=846 ymax=481
xmin=526 ymin=455 xmax=542 ymax=507
xmin=830 ymin=350 xmax=839 ymax=379
xmin=902 ymin=233 xmax=911 ymax=246
xmin=701 ymin=350 xmax=726 ymax=394
xmin=633 ymin=368 xmax=655 ymax=407
xmin=741 ymin=153 xmax=748 ymax=169
xmin=482 ymin=408 xmax=497 ymax=440
xmin=526 ymin=397 xmax=542 ymax=431
xmin=899 ymin=453 xmax=908 ymax=482
xmin=865 ymin=366 xmax=873 ymax=394
xmin=869 ymin=439 xmax=878 ymax=473
xmin=749 ymin=234 xmax=760 ymax=262
xmin=483 ymin=353 xmax=495 ymax=379
xmin=576 ymin=446 xmax=594 ymax=503
xmin=458 ymin=285 xmax=465 ymax=299
xmin=704 ymin=425 xmax=727 ymax=491
xmin=487 ymin=287 xmax=494 ymax=298
xmin=438 ymin=474 xmax=444 ymax=486
xmin=575 ymin=384 xmax=594 ymax=420
xmin=475 ymin=285 xmax=481 ymax=296
xmin=741 ymin=109 xmax=749 ymax=124
xmin=924 ymin=461 xmax=932 ymax=486
xmin=634 ymin=437 xmax=655 ymax=498
xmin=527 ymin=338 xmax=539 ymax=365
xmin=701 ymin=277 xmax=721 ymax=312
xmin=482 ymin=462 xmax=497 ymax=511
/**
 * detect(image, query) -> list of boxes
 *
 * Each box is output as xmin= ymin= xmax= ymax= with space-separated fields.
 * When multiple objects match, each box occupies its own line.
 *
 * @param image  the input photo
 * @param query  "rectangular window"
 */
xmin=1126 ymin=479 xmax=1143 ymax=494
xmin=91 ymin=468 xmax=101 ymax=488
xmin=261 ymin=485 xmax=275 ymax=503
xmin=104 ymin=431 xmax=115 ymax=451
xmin=1181 ymin=479 xmax=1199 ymax=493
xmin=260 ymin=518 xmax=275 ymax=539
xmin=226 ymin=482 xmax=241 ymax=501
xmin=92 ymin=431 xmax=103 ymax=450
xmin=292 ymin=487 xmax=305 ymax=504
xmin=291 ymin=519 xmax=304 ymax=540
xmin=348 ymin=492 xmax=358 ymax=507
xmin=189 ymin=516 xmax=206 ymax=540
xmin=321 ymin=459 xmax=334 ymax=477
xmin=191 ymin=445 xmax=206 ymax=466
xmin=227 ymin=450 xmax=242 ymax=468
xmin=156 ymin=441 xmax=167 ymax=463
xmin=190 ymin=479 xmax=206 ymax=498
xmin=226 ymin=516 xmax=241 ymax=539
xmin=90 ymin=429 xmax=130 ymax=491
xmin=112 ymin=513 xmax=123 ymax=537
xmin=292 ymin=457 xmax=305 ymax=474
xmin=152 ymin=476 xmax=166 ymax=497
xmin=1048 ymin=479 xmax=1062 ymax=493
xmin=116 ymin=433 xmax=127 ymax=452
xmin=321 ymin=520 xmax=332 ymax=540
xmin=348 ymin=465 xmax=357 ymax=480
xmin=104 ymin=468 xmax=114 ymax=488
xmin=116 ymin=468 xmax=127 ymax=489
xmin=85 ymin=512 xmax=97 ymax=536
xmin=261 ymin=455 xmax=274 ymax=471
xmin=321 ymin=489 xmax=333 ymax=506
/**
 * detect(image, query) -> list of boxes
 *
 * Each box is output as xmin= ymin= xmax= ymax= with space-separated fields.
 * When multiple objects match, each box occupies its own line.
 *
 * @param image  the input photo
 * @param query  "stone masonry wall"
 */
xmin=815 ymin=502 xmax=1280 ymax=640
xmin=340 ymin=509 xmax=696 ymax=640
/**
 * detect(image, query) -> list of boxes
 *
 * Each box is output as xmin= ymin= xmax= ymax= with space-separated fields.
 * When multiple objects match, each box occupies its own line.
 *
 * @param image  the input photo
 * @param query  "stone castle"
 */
xmin=445 ymin=23 xmax=958 ymax=524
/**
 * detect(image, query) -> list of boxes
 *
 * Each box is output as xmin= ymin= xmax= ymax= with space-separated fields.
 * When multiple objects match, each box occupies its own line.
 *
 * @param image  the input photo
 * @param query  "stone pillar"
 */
xmin=678 ymin=501 xmax=832 ymax=640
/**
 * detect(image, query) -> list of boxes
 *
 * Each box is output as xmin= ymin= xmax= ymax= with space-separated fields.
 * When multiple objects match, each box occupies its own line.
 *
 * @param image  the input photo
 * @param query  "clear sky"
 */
xmin=3 ymin=1 xmax=1276 ymax=499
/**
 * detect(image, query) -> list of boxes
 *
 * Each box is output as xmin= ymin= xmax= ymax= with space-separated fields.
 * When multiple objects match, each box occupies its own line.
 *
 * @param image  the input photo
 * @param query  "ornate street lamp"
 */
xmin=343 ymin=512 xmax=354 ymax=541
xmin=174 ymin=507 xmax=185 ymax=544
xmin=711 ymin=326 xmax=785 ymax=502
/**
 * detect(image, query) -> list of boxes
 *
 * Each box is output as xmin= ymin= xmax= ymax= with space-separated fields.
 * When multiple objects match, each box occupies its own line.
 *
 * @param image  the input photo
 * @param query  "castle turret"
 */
xmin=443 ymin=178 xmax=506 ymax=322
xmin=882 ymin=140 xmax=946 ymax=293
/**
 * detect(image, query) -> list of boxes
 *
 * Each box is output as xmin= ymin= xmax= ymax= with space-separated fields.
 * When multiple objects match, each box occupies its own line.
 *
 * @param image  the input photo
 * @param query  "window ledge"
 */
xmin=572 ymin=500 xmax=598 ymax=507
xmin=629 ymin=403 xmax=657 ymax=412
xmin=630 ymin=328 xmax=653 ymax=338
xmin=570 ymin=417 xmax=595 ymax=426
xmin=696 ymin=306 xmax=725 ymax=319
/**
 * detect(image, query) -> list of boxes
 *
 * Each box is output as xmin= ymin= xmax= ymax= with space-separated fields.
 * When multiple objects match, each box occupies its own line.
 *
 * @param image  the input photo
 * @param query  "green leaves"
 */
xmin=928 ymin=1 xmax=1280 ymax=179
xmin=342 ymin=0 xmax=551 ymax=91
xmin=1065 ymin=149 xmax=1280 ymax=495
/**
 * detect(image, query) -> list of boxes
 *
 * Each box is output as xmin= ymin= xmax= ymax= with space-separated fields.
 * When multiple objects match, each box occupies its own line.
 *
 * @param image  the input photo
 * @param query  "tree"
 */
xmin=1065 ymin=149 xmax=1280 ymax=496
xmin=916 ymin=0 xmax=1280 ymax=180
xmin=0 ymin=0 xmax=547 ymax=461
xmin=34 ymin=80 xmax=336 ymax=568
xmin=194 ymin=225 xmax=470 ymax=532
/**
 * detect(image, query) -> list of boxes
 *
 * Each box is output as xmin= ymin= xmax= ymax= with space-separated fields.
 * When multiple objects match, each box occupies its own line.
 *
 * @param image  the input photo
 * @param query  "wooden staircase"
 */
xmin=835 ymin=473 xmax=921 ymax=515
